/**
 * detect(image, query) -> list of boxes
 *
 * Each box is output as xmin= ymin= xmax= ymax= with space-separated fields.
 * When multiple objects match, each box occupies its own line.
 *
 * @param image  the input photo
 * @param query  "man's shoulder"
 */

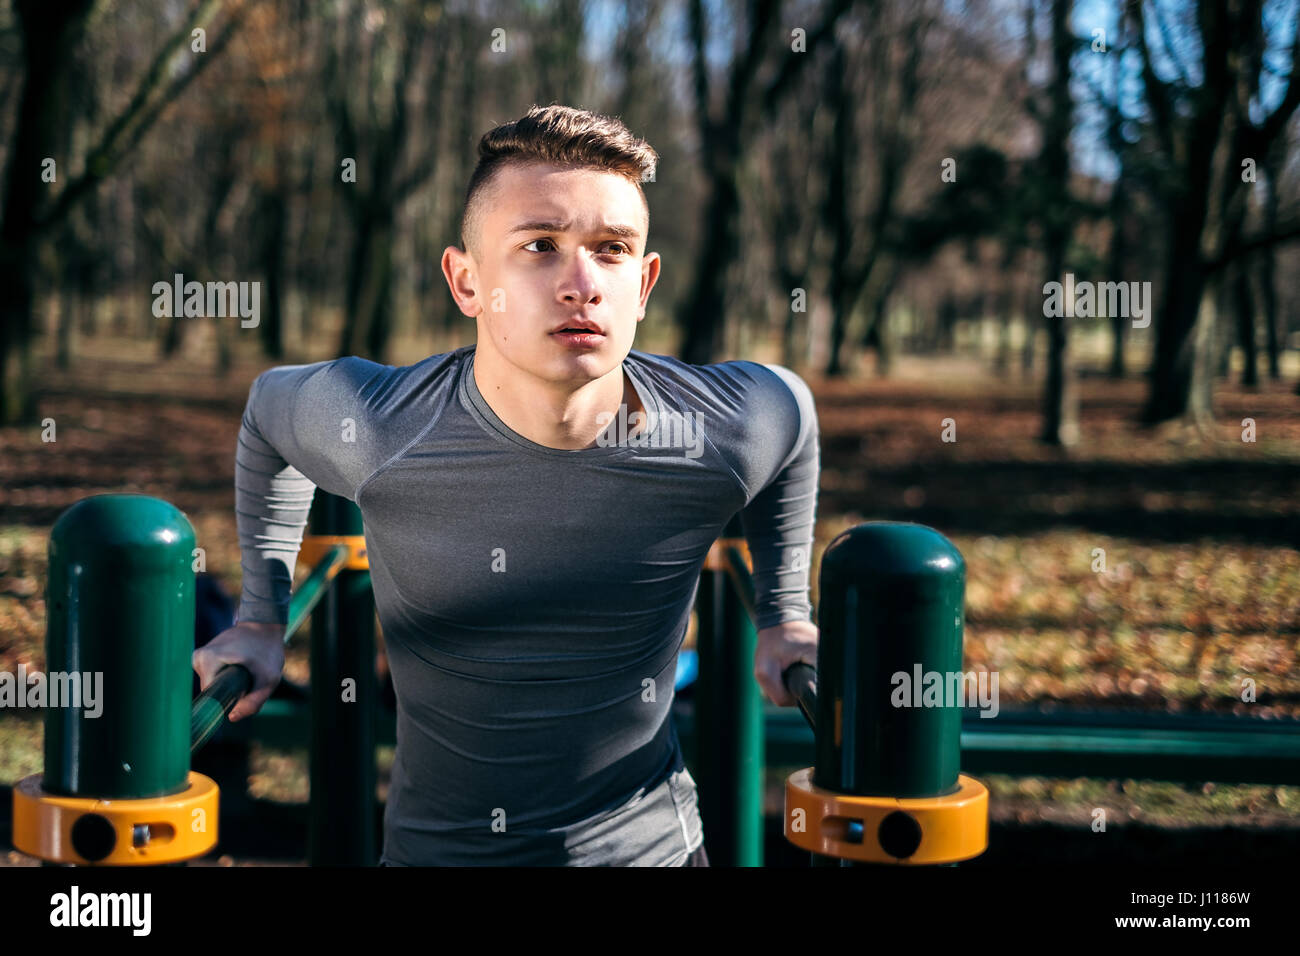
xmin=248 ymin=347 xmax=470 ymax=435
xmin=345 ymin=344 xmax=471 ymax=387
xmin=292 ymin=345 xmax=469 ymax=407
xmin=628 ymin=350 xmax=809 ymax=418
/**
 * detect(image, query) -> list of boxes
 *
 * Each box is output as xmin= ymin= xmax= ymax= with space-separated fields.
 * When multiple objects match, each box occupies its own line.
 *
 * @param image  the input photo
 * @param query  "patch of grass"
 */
xmin=0 ymin=714 xmax=43 ymax=785
xmin=984 ymin=774 xmax=1300 ymax=826
xmin=244 ymin=744 xmax=397 ymax=804
xmin=247 ymin=744 xmax=309 ymax=803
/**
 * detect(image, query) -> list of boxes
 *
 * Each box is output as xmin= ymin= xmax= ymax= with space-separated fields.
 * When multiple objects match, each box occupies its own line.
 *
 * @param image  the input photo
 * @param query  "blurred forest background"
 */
xmin=1 ymin=0 xmax=1299 ymax=428
xmin=1 ymin=0 xmax=1299 ymax=861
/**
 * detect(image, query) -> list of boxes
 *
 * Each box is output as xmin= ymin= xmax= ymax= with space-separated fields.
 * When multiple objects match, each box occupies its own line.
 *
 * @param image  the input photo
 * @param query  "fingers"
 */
xmin=229 ymin=685 xmax=272 ymax=723
xmin=755 ymin=661 xmax=795 ymax=707
xmin=223 ymin=677 xmax=281 ymax=722
xmin=192 ymin=640 xmax=282 ymax=721
xmin=192 ymin=647 xmax=221 ymax=692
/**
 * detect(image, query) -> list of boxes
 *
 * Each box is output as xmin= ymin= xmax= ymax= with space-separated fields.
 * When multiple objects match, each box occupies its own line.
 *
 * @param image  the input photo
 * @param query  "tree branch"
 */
xmin=761 ymin=0 xmax=856 ymax=115
xmin=1256 ymin=2 xmax=1300 ymax=145
xmin=34 ymin=0 xmax=235 ymax=234
xmin=1129 ymin=0 xmax=1176 ymax=159
xmin=1150 ymin=0 xmax=1193 ymax=90
xmin=1208 ymin=213 xmax=1300 ymax=269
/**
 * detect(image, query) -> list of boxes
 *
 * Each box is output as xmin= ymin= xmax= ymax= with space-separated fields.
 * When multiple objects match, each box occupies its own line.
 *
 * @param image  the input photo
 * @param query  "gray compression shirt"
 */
xmin=233 ymin=343 xmax=820 ymax=865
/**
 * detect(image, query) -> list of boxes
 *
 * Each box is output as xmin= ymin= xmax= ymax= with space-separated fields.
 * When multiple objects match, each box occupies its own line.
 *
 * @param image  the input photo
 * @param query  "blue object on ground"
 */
xmin=674 ymin=649 xmax=698 ymax=689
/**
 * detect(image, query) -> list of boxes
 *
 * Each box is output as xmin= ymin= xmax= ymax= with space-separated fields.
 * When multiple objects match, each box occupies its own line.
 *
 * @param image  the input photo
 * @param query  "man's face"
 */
xmin=443 ymin=162 xmax=660 ymax=388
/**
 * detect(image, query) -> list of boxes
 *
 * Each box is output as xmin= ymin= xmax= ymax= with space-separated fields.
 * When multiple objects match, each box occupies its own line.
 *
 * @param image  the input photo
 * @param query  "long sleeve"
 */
xmin=737 ymin=364 xmax=820 ymax=630
xmin=232 ymin=358 xmax=378 ymax=626
xmin=233 ymin=366 xmax=326 ymax=625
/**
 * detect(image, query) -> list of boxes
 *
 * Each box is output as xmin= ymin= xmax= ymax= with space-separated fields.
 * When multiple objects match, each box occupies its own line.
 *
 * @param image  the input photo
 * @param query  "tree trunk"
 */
xmin=859 ymin=262 xmax=897 ymax=377
xmin=1107 ymin=183 xmax=1127 ymax=379
xmin=1256 ymin=251 xmax=1280 ymax=382
xmin=339 ymin=209 xmax=396 ymax=360
xmin=677 ymin=149 xmax=739 ymax=365
xmin=1233 ymin=260 xmax=1257 ymax=387
xmin=1040 ymin=286 xmax=1079 ymax=445
xmin=1143 ymin=218 xmax=1206 ymax=423
xmin=1038 ymin=0 xmax=1077 ymax=446
xmin=1216 ymin=275 xmax=1232 ymax=379
xmin=865 ymin=295 xmax=892 ymax=377
xmin=1187 ymin=276 xmax=1219 ymax=433
xmin=0 ymin=0 xmax=96 ymax=424
xmin=259 ymin=190 xmax=287 ymax=360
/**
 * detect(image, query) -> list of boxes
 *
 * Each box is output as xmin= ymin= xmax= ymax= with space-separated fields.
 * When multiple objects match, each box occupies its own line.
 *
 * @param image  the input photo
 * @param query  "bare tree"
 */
xmin=0 ymin=0 xmax=239 ymax=423
xmin=823 ymin=1 xmax=933 ymax=377
xmin=326 ymin=0 xmax=446 ymax=361
xmin=1036 ymin=0 xmax=1079 ymax=445
xmin=1128 ymin=0 xmax=1300 ymax=429
xmin=677 ymin=0 xmax=852 ymax=365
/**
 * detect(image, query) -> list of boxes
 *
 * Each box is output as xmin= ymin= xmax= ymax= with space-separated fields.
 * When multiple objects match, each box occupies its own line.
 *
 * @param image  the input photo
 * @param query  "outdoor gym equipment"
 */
xmin=15 ymin=494 xmax=1291 ymax=867
xmin=12 ymin=496 xmax=219 ymax=864
xmin=11 ymin=492 xmax=367 ymax=865
xmin=780 ymin=522 xmax=989 ymax=865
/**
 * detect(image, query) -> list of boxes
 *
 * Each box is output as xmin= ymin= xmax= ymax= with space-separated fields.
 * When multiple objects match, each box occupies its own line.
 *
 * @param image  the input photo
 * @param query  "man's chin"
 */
xmin=542 ymin=348 xmax=626 ymax=382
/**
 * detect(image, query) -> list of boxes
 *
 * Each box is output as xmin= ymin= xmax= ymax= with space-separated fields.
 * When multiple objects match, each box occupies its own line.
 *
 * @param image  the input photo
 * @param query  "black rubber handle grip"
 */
xmin=191 ymin=664 xmax=253 ymax=754
xmin=782 ymin=662 xmax=817 ymax=732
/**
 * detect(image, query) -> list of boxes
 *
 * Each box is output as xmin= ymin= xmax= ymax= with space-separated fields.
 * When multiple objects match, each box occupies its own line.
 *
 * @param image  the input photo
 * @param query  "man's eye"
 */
xmin=522 ymin=239 xmax=630 ymax=255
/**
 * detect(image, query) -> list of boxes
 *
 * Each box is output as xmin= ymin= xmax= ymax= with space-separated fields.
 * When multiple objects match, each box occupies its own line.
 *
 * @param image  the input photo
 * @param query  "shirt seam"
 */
xmin=353 ymin=353 xmax=463 ymax=506
xmin=647 ymin=360 xmax=752 ymax=505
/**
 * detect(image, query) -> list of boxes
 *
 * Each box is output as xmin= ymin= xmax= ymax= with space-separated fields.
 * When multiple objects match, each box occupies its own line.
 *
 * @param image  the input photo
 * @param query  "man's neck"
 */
xmin=472 ymin=348 xmax=645 ymax=450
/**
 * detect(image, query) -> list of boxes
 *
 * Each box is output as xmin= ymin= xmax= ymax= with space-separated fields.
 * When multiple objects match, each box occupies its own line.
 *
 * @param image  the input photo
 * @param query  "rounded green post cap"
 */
xmin=51 ymin=494 xmax=196 ymax=567
xmin=821 ymin=521 xmax=964 ymax=583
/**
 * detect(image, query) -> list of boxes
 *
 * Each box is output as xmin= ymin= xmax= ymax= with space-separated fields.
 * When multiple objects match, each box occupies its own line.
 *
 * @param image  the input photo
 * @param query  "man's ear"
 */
xmin=442 ymin=245 xmax=482 ymax=318
xmin=638 ymin=251 xmax=661 ymax=313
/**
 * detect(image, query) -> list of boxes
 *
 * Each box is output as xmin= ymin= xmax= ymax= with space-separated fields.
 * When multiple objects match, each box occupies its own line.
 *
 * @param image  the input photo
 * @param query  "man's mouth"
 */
xmin=551 ymin=326 xmax=605 ymax=348
xmin=550 ymin=318 xmax=604 ymax=335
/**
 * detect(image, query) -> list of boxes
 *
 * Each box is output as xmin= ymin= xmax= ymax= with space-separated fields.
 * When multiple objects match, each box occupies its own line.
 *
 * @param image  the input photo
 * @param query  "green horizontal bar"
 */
xmin=187 ymin=547 xmax=348 ymax=757
xmin=964 ymin=729 xmax=1300 ymax=759
xmin=676 ymin=704 xmax=1300 ymax=786
xmin=227 ymin=699 xmax=1300 ymax=788
xmin=226 ymin=699 xmax=396 ymax=750
xmin=191 ymin=664 xmax=252 ymax=753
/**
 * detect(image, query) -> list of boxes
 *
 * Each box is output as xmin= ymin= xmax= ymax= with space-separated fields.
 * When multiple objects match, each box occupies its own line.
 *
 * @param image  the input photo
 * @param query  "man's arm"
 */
xmin=233 ymin=358 xmax=379 ymax=625
xmin=734 ymin=364 xmax=820 ymax=705
xmin=199 ymin=358 xmax=379 ymax=719
xmin=738 ymin=364 xmax=820 ymax=629
xmin=234 ymin=364 xmax=331 ymax=626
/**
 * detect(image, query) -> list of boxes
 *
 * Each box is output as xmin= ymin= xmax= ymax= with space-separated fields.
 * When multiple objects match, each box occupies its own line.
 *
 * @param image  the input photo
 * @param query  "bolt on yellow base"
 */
xmin=12 ymin=771 xmax=220 ymax=865
xmin=784 ymin=770 xmax=989 ymax=864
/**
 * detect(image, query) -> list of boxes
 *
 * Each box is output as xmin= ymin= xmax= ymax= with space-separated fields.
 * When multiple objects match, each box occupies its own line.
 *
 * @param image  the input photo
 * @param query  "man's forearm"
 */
xmin=741 ymin=466 xmax=819 ymax=627
xmin=234 ymin=371 xmax=318 ymax=628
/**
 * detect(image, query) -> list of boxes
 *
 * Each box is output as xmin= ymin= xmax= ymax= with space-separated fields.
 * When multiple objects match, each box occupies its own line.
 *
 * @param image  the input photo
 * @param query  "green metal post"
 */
xmin=44 ymin=494 xmax=195 ymax=799
xmin=308 ymin=491 xmax=376 ymax=866
xmin=693 ymin=514 xmax=763 ymax=867
xmin=812 ymin=521 xmax=965 ymax=865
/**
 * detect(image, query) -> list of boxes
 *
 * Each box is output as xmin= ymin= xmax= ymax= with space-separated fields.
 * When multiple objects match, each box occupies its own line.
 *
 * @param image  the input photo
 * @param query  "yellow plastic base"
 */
xmin=12 ymin=771 xmax=220 ymax=865
xmin=784 ymin=769 xmax=988 ymax=864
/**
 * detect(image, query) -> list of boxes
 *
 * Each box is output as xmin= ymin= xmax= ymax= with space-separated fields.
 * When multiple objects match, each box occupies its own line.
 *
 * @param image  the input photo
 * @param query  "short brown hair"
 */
xmin=459 ymin=104 xmax=658 ymax=258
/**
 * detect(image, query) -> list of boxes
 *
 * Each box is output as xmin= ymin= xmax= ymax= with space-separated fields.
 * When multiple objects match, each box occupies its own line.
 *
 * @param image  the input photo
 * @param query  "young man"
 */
xmin=195 ymin=104 xmax=820 ymax=866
